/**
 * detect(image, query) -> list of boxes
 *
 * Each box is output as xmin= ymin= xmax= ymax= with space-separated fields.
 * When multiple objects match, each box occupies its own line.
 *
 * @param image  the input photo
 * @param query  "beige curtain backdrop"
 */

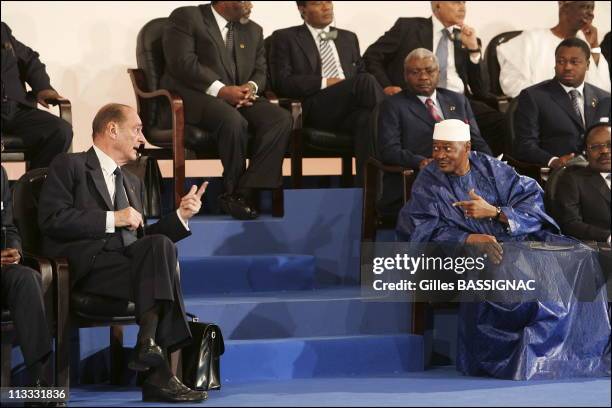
xmin=2 ymin=1 xmax=611 ymax=179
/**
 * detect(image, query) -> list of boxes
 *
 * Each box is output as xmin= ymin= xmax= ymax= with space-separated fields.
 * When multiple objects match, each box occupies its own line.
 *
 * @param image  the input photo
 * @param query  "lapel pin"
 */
xmin=240 ymin=43 xmax=246 ymax=49
xmin=591 ymin=98 xmax=597 ymax=108
xmin=449 ymin=105 xmax=456 ymax=112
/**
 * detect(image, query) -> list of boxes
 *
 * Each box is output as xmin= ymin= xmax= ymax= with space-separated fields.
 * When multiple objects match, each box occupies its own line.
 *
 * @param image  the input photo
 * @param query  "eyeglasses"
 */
xmin=586 ymin=142 xmax=611 ymax=152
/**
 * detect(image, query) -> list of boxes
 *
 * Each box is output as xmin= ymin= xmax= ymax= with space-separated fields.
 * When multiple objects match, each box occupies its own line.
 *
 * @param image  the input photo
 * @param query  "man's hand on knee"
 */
xmin=115 ymin=207 xmax=144 ymax=230
xmin=218 ymin=85 xmax=250 ymax=107
xmin=1 ymin=248 xmax=21 ymax=265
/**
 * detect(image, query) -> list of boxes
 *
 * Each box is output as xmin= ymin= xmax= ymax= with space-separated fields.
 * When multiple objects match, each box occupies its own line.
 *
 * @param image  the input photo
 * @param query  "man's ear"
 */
xmin=108 ymin=122 xmax=119 ymax=139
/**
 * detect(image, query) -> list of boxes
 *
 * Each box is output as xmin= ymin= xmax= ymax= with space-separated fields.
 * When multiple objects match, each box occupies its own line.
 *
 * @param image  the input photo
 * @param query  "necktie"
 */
xmin=425 ymin=98 xmax=443 ymax=122
xmin=225 ymin=22 xmax=237 ymax=84
xmin=569 ymin=89 xmax=584 ymax=127
xmin=319 ymin=32 xmax=340 ymax=78
xmin=113 ymin=167 xmax=138 ymax=247
xmin=436 ymin=29 xmax=449 ymax=88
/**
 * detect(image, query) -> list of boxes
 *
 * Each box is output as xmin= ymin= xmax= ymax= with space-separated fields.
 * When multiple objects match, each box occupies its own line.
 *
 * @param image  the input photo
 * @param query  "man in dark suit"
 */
xmin=362 ymin=1 xmax=506 ymax=155
xmin=38 ymin=104 xmax=207 ymax=403
xmin=514 ymin=38 xmax=611 ymax=169
xmin=1 ymin=163 xmax=52 ymax=387
xmin=1 ymin=21 xmax=72 ymax=169
xmin=554 ymin=121 xmax=610 ymax=243
xmin=377 ymin=48 xmax=491 ymax=216
xmin=269 ymin=1 xmax=384 ymax=184
xmin=161 ymin=1 xmax=291 ymax=220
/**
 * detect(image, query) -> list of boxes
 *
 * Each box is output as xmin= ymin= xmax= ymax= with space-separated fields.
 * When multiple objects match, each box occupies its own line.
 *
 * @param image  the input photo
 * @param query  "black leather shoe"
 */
xmin=129 ymin=338 xmax=164 ymax=372
xmin=219 ymin=193 xmax=259 ymax=220
xmin=142 ymin=376 xmax=208 ymax=403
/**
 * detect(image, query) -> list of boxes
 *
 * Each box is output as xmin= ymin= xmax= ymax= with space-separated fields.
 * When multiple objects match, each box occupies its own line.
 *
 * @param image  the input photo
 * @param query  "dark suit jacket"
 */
xmin=1 ymin=21 xmax=52 ymax=112
xmin=362 ymin=17 xmax=486 ymax=98
xmin=514 ymin=80 xmax=611 ymax=165
xmin=38 ymin=148 xmax=191 ymax=287
xmin=269 ymin=24 xmax=362 ymax=99
xmin=160 ymin=4 xmax=266 ymax=124
xmin=554 ymin=167 xmax=611 ymax=242
xmin=1 ymin=166 xmax=21 ymax=251
xmin=377 ymin=88 xmax=492 ymax=170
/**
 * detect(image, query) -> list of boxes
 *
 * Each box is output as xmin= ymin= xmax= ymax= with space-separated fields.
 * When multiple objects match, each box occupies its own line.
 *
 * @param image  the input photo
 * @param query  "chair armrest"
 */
xmin=504 ymin=155 xmax=547 ymax=185
xmin=266 ymin=92 xmax=303 ymax=130
xmin=48 ymin=97 xmax=72 ymax=125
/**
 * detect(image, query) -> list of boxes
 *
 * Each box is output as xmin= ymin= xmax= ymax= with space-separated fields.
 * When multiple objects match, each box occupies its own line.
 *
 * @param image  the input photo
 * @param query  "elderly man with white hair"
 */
xmin=376 ymin=48 xmax=491 ymax=217
xmin=497 ymin=0 xmax=610 ymax=97
xmin=397 ymin=119 xmax=611 ymax=380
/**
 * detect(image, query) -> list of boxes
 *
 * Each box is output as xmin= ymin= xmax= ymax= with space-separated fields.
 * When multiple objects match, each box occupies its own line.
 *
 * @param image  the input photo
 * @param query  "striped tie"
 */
xmin=425 ymin=98 xmax=443 ymax=122
xmin=319 ymin=32 xmax=340 ymax=78
xmin=569 ymin=89 xmax=584 ymax=127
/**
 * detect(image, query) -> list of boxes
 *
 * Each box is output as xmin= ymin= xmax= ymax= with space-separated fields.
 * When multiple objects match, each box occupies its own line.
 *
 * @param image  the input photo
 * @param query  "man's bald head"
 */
xmin=92 ymin=103 xmax=132 ymax=139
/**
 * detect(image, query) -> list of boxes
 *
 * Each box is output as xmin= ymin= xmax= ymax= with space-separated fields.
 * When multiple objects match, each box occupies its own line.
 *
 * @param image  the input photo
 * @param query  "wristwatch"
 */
xmin=494 ymin=206 xmax=502 ymax=220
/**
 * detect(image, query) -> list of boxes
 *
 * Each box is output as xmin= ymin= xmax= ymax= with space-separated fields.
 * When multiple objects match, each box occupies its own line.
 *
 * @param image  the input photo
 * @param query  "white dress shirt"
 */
xmin=92 ymin=145 xmax=189 ymax=233
xmin=546 ymin=82 xmax=585 ymax=167
xmin=432 ymin=17 xmax=480 ymax=95
xmin=497 ymin=28 xmax=611 ymax=98
xmin=305 ymin=23 xmax=345 ymax=90
xmin=205 ymin=5 xmax=258 ymax=97
xmin=602 ymin=172 xmax=611 ymax=190
xmin=417 ymin=90 xmax=445 ymax=120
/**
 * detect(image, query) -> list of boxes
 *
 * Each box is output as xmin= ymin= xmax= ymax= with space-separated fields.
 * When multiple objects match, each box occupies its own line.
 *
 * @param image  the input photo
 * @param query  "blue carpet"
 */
xmin=66 ymin=367 xmax=611 ymax=407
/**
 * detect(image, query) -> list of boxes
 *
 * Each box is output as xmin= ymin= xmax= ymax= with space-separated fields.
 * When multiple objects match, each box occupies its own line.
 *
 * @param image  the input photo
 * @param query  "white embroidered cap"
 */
xmin=433 ymin=119 xmax=470 ymax=142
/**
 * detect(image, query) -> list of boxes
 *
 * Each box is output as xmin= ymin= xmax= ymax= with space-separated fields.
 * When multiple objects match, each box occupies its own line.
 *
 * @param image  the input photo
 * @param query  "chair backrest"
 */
xmin=485 ymin=30 xmax=522 ymax=96
xmin=504 ymin=96 xmax=520 ymax=155
xmin=544 ymin=160 xmax=589 ymax=215
xmin=11 ymin=168 xmax=48 ymax=254
xmin=135 ymin=18 xmax=169 ymax=130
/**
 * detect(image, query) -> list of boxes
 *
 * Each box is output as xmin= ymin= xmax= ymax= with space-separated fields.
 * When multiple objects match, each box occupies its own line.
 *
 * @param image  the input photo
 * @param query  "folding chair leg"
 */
xmin=110 ymin=326 xmax=124 ymax=385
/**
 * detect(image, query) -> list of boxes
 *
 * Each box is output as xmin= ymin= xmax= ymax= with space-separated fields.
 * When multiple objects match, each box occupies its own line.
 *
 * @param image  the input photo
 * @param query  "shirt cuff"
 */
xmin=106 ymin=211 xmax=115 ymax=233
xmin=248 ymin=81 xmax=259 ymax=95
xmin=607 ymin=235 xmax=611 ymax=244
xmin=176 ymin=209 xmax=190 ymax=231
xmin=469 ymin=52 xmax=481 ymax=64
xmin=206 ymin=80 xmax=226 ymax=97
xmin=547 ymin=156 xmax=558 ymax=167
xmin=321 ymin=78 xmax=328 ymax=90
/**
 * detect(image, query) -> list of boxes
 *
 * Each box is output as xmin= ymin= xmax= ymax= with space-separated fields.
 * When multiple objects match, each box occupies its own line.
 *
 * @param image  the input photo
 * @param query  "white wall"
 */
xmin=2 ymin=1 xmax=611 ymax=177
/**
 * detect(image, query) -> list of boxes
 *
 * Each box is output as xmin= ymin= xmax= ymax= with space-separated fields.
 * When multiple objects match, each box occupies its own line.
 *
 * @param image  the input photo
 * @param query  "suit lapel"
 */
xmin=85 ymin=148 xmax=113 ymax=211
xmin=549 ymin=80 xmax=584 ymax=129
xmin=583 ymin=84 xmax=599 ymax=127
xmin=436 ymin=90 xmax=456 ymax=120
xmin=121 ymin=171 xmax=145 ymax=236
xmin=200 ymin=4 xmax=235 ymax=82
xmin=296 ymin=24 xmax=319 ymax=73
xmin=333 ymin=29 xmax=353 ymax=77
xmin=405 ymin=91 xmax=435 ymax=127
xmin=587 ymin=170 xmax=611 ymax=205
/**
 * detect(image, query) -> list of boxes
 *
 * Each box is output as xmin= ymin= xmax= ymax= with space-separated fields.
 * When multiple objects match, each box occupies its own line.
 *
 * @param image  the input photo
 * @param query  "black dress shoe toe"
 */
xmin=142 ymin=376 xmax=208 ymax=402
xmin=219 ymin=193 xmax=259 ymax=220
xmin=129 ymin=338 xmax=164 ymax=372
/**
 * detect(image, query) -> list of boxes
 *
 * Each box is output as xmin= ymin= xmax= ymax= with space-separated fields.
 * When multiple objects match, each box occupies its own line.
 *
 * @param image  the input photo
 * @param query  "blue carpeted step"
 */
xmin=181 ymin=287 xmax=411 ymax=340
xmin=175 ymin=188 xmax=363 ymax=287
xmin=221 ymin=334 xmax=424 ymax=383
xmin=179 ymin=255 xmax=316 ymax=294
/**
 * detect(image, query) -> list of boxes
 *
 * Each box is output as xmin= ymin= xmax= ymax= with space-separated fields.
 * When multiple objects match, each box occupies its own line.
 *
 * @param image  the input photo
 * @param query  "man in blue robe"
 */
xmin=397 ymin=119 xmax=610 ymax=380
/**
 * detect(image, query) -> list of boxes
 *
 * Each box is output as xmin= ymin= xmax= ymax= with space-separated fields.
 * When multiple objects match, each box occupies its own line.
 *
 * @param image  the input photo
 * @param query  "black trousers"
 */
xmin=1 ymin=104 xmax=73 ymax=169
xmin=469 ymin=98 xmax=507 ymax=157
xmin=76 ymin=234 xmax=191 ymax=352
xmin=1 ymin=264 xmax=52 ymax=367
xmin=189 ymin=97 xmax=292 ymax=194
xmin=302 ymin=73 xmax=385 ymax=184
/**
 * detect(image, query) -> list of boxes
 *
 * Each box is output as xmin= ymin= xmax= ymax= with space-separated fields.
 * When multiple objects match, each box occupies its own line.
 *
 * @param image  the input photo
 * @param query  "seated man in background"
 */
xmin=514 ymin=38 xmax=610 ymax=169
xmin=1 ymin=162 xmax=52 ymax=387
xmin=377 ymin=48 xmax=491 ymax=216
xmin=38 ymin=104 xmax=207 ymax=403
xmin=554 ymin=120 xmax=610 ymax=242
xmin=1 ymin=21 xmax=72 ymax=169
xmin=363 ymin=1 xmax=507 ymax=155
xmin=497 ymin=1 xmax=610 ymax=98
xmin=397 ymin=119 xmax=610 ymax=380
xmin=269 ymin=1 xmax=384 ymax=184
xmin=161 ymin=1 xmax=291 ymax=220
